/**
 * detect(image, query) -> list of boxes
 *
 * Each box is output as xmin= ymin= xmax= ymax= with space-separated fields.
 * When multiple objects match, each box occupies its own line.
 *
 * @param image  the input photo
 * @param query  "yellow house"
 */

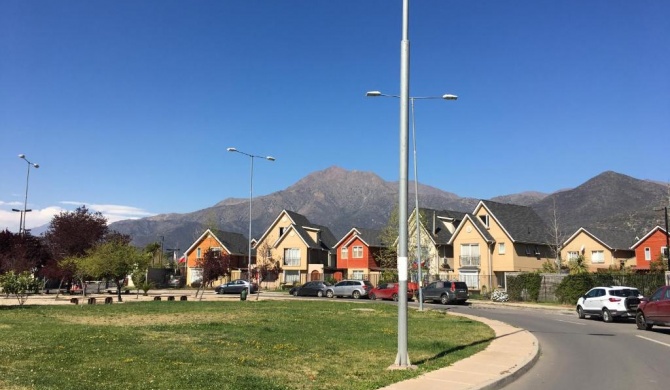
xmin=561 ymin=227 xmax=636 ymax=272
xmin=254 ymin=209 xmax=337 ymax=285
xmin=449 ymin=200 xmax=552 ymax=291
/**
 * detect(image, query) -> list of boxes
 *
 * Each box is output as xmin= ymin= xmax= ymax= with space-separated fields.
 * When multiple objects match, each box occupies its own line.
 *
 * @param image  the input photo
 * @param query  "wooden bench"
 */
xmin=70 ymin=298 xmax=79 ymax=304
xmin=87 ymin=297 xmax=96 ymax=305
xmin=180 ymin=295 xmax=188 ymax=301
xmin=104 ymin=297 xmax=113 ymax=304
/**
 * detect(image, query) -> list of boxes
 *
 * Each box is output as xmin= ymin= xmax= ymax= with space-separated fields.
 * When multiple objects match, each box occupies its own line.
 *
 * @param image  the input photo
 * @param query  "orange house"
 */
xmin=183 ymin=229 xmax=251 ymax=286
xmin=630 ymin=226 xmax=669 ymax=270
xmin=333 ymin=227 xmax=385 ymax=281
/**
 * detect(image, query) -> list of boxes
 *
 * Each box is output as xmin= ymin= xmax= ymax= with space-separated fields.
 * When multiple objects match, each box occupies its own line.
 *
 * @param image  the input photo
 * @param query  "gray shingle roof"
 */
xmin=282 ymin=210 xmax=336 ymax=250
xmin=354 ymin=227 xmax=384 ymax=247
xmin=211 ymin=229 xmax=250 ymax=255
xmin=580 ymin=227 xmax=638 ymax=250
xmin=480 ymin=200 xmax=551 ymax=244
xmin=419 ymin=207 xmax=467 ymax=244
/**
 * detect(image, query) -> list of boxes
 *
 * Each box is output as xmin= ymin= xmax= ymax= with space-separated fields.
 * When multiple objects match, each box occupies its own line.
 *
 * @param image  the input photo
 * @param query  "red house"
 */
xmin=630 ymin=226 xmax=669 ymax=270
xmin=333 ymin=227 xmax=386 ymax=282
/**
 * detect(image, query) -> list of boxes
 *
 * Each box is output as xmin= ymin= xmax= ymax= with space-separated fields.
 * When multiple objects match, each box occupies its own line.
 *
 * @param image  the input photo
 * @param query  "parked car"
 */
xmin=576 ymin=286 xmax=641 ymax=322
xmin=167 ymin=276 xmax=184 ymax=288
xmin=325 ymin=280 xmax=374 ymax=299
xmin=369 ymin=282 xmax=414 ymax=302
xmin=290 ymin=281 xmax=332 ymax=297
xmin=421 ymin=280 xmax=469 ymax=305
xmin=215 ymin=279 xmax=258 ymax=294
xmin=636 ymin=285 xmax=670 ymax=330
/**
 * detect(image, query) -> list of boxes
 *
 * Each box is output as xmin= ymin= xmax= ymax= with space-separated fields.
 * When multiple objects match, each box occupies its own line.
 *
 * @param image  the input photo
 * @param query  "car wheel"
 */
xmin=369 ymin=293 xmax=376 ymax=301
xmin=317 ymin=290 xmax=323 ymax=298
xmin=326 ymin=290 xmax=334 ymax=298
xmin=352 ymin=290 xmax=361 ymax=299
xmin=602 ymin=308 xmax=613 ymax=323
xmin=440 ymin=294 xmax=450 ymax=305
xmin=577 ymin=306 xmax=585 ymax=319
xmin=293 ymin=290 xmax=299 ymax=297
xmin=636 ymin=311 xmax=653 ymax=330
xmin=392 ymin=293 xmax=399 ymax=302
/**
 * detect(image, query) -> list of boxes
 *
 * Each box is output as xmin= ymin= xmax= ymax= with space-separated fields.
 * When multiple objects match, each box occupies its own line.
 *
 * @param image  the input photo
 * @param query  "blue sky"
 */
xmin=1 ymin=0 xmax=669 ymax=232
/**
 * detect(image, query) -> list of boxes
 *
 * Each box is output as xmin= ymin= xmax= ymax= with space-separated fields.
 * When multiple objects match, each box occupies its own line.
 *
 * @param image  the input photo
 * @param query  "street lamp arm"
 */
xmin=366 ymin=91 xmax=458 ymax=100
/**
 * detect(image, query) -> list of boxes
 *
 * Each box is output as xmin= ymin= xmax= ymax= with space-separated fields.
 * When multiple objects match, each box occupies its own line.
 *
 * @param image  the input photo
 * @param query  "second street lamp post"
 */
xmin=17 ymin=154 xmax=39 ymax=235
xmin=227 ymin=147 xmax=275 ymax=285
xmin=366 ymin=91 xmax=457 ymax=312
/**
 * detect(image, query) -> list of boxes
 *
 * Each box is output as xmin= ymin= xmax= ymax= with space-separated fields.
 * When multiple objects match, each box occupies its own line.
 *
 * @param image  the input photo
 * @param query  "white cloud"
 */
xmin=0 ymin=201 xmax=155 ymax=233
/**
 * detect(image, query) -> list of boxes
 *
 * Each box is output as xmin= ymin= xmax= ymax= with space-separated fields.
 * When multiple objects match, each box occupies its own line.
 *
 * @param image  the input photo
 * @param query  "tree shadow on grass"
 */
xmin=412 ymin=329 xmax=524 ymax=365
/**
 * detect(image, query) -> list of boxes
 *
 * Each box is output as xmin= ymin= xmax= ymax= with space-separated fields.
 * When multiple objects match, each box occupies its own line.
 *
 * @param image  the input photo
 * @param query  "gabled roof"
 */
xmin=185 ymin=229 xmax=249 ymax=256
xmin=335 ymin=227 xmax=385 ymax=249
xmin=413 ymin=207 xmax=468 ymax=244
xmin=448 ymin=214 xmax=495 ymax=245
xmin=630 ymin=226 xmax=668 ymax=249
xmin=476 ymin=200 xmax=550 ymax=244
xmin=562 ymin=227 xmax=637 ymax=251
xmin=257 ymin=209 xmax=336 ymax=252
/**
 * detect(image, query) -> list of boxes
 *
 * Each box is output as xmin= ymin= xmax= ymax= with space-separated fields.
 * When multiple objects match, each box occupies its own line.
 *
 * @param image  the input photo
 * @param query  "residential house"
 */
xmin=449 ymin=200 xmax=552 ymax=291
xmin=183 ymin=229 xmax=251 ymax=286
xmin=254 ymin=209 xmax=337 ymax=285
xmin=407 ymin=207 xmax=467 ymax=281
xmin=561 ymin=227 xmax=636 ymax=272
xmin=333 ymin=227 xmax=386 ymax=284
xmin=629 ymin=226 xmax=669 ymax=270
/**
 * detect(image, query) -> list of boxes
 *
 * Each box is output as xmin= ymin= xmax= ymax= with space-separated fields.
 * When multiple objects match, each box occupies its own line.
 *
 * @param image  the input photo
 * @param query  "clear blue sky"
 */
xmin=1 ymin=0 xmax=669 ymax=232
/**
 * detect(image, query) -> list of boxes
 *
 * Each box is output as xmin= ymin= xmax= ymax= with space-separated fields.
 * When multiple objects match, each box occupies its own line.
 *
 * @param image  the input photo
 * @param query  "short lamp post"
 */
xmin=366 ymin=91 xmax=457 ymax=312
xmin=227 ymin=147 xmax=275 ymax=284
xmin=17 ymin=154 xmax=39 ymax=235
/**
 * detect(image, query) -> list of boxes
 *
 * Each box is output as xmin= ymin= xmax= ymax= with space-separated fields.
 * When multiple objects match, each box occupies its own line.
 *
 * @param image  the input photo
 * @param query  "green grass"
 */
xmin=0 ymin=300 xmax=494 ymax=390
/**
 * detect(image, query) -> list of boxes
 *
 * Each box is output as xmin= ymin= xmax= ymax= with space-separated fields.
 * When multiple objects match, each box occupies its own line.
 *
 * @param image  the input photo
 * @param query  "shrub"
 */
xmin=505 ymin=273 xmax=542 ymax=302
xmin=555 ymin=274 xmax=594 ymax=304
xmin=491 ymin=289 xmax=509 ymax=302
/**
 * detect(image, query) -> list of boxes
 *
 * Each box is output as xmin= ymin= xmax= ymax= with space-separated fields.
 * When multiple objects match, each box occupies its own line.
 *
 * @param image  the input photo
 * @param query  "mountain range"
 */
xmin=109 ymin=167 xmax=670 ymax=251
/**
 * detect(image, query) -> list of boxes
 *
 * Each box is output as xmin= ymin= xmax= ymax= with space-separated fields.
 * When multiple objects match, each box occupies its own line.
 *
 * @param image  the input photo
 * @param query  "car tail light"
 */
xmin=451 ymin=283 xmax=455 ymax=292
xmin=608 ymin=297 xmax=621 ymax=302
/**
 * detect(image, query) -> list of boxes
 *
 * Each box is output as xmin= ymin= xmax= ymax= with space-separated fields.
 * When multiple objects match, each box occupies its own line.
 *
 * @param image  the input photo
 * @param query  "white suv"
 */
xmin=576 ymin=286 xmax=642 ymax=322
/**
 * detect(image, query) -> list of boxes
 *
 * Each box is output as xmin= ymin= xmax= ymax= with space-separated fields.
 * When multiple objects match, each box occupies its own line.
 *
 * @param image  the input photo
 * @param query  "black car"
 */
xmin=215 ymin=279 xmax=258 ymax=294
xmin=290 ymin=281 xmax=332 ymax=297
xmin=421 ymin=280 xmax=469 ymax=304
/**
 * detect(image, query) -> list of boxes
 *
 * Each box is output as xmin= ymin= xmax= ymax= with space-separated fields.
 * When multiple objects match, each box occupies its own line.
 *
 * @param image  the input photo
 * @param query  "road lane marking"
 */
xmin=636 ymin=335 xmax=670 ymax=348
xmin=555 ymin=319 xmax=586 ymax=325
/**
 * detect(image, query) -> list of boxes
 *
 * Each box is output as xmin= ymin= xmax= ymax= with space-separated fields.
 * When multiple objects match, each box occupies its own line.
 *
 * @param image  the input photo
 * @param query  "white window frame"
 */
xmin=341 ymin=247 xmax=348 ymax=259
xmin=459 ymin=270 xmax=479 ymax=289
xmin=196 ymin=248 xmax=201 ymax=258
xmin=284 ymin=270 xmax=300 ymax=284
xmin=567 ymin=251 xmax=580 ymax=261
xmin=351 ymin=270 xmax=364 ymax=280
xmin=283 ymin=248 xmax=300 ymax=266
xmin=479 ymin=214 xmax=489 ymax=228
xmin=662 ymin=246 xmax=668 ymax=259
xmin=498 ymin=242 xmax=505 ymax=255
xmin=353 ymin=246 xmax=363 ymax=258
xmin=591 ymin=250 xmax=605 ymax=264
xmin=644 ymin=247 xmax=651 ymax=261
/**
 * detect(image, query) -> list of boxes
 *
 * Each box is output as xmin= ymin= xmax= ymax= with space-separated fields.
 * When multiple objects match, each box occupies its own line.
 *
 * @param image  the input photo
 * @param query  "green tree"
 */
xmin=567 ymin=255 xmax=588 ymax=275
xmin=195 ymin=249 xmax=232 ymax=299
xmin=0 ymin=271 xmax=41 ymax=306
xmin=649 ymin=254 xmax=669 ymax=273
xmin=83 ymin=239 xmax=148 ymax=302
xmin=377 ymin=206 xmax=399 ymax=271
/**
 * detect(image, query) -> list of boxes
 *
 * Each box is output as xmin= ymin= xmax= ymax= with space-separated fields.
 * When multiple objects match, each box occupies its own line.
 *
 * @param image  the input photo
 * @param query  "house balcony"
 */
xmin=459 ymin=255 xmax=481 ymax=267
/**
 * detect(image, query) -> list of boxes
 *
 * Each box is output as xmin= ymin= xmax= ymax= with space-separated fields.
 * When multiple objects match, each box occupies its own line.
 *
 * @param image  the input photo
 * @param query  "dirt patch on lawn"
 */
xmin=52 ymin=311 xmax=253 ymax=327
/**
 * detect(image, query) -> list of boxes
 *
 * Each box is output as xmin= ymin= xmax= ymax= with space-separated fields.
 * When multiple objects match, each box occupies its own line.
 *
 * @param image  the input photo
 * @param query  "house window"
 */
xmin=591 ymin=250 xmax=605 ymax=264
xmin=460 ymin=244 xmax=480 ymax=267
xmin=211 ymin=247 xmax=221 ymax=252
xmin=567 ymin=251 xmax=579 ymax=261
xmin=498 ymin=243 xmax=505 ymax=255
xmin=644 ymin=247 xmax=651 ymax=261
xmin=479 ymin=215 xmax=489 ymax=228
xmin=351 ymin=270 xmax=364 ymax=280
xmin=196 ymin=248 xmax=201 ymax=258
xmin=284 ymin=270 xmax=300 ymax=284
xmin=279 ymin=227 xmax=285 ymax=236
xmin=283 ymin=248 xmax=300 ymax=266
xmin=341 ymin=247 xmax=348 ymax=259
xmin=353 ymin=246 xmax=363 ymax=258
xmin=662 ymin=247 xmax=668 ymax=259
xmin=525 ymin=245 xmax=532 ymax=255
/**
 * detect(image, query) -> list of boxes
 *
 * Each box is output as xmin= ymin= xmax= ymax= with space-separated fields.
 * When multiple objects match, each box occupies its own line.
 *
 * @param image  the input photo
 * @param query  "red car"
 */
xmin=636 ymin=285 xmax=670 ymax=330
xmin=369 ymin=282 xmax=414 ymax=302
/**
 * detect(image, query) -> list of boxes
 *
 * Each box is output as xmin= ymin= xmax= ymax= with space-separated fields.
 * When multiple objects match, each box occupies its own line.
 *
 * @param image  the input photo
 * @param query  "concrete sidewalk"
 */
xmin=378 ymin=311 xmax=540 ymax=390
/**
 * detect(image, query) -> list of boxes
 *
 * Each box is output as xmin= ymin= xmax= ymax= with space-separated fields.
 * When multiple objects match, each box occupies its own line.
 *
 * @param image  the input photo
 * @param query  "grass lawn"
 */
xmin=0 ymin=300 xmax=494 ymax=390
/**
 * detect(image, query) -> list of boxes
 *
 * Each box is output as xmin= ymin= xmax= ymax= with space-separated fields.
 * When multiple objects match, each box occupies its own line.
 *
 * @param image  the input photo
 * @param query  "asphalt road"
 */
xmin=445 ymin=304 xmax=670 ymax=390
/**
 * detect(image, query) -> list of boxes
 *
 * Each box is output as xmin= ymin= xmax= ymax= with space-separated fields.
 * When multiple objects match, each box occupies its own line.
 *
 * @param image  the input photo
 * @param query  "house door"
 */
xmin=310 ymin=270 xmax=320 ymax=281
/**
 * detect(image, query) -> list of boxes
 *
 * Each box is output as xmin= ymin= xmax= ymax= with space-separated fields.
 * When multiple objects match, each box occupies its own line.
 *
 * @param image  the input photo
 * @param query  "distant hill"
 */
xmin=109 ymin=167 xmax=669 ymax=249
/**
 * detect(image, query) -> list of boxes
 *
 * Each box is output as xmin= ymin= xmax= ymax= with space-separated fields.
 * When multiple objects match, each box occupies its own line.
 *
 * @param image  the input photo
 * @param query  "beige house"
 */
xmin=561 ymin=227 xmax=636 ymax=272
xmin=254 ymin=209 xmax=337 ymax=285
xmin=449 ymin=200 xmax=552 ymax=291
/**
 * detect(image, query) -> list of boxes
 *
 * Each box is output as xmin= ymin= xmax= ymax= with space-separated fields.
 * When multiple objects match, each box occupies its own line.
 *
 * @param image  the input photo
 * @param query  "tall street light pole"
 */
xmin=18 ymin=154 xmax=39 ymax=235
xmin=654 ymin=206 xmax=670 ymax=271
xmin=366 ymin=91 xmax=457 ymax=313
xmin=227 ymin=147 xmax=275 ymax=284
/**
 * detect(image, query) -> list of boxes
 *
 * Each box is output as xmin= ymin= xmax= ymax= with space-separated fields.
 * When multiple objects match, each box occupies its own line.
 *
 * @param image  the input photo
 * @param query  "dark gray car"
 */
xmin=421 ymin=281 xmax=469 ymax=304
xmin=326 ymin=280 xmax=374 ymax=299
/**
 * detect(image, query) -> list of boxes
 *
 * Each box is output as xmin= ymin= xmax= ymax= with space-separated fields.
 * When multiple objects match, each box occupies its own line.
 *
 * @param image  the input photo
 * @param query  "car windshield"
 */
xmin=611 ymin=289 xmax=640 ymax=297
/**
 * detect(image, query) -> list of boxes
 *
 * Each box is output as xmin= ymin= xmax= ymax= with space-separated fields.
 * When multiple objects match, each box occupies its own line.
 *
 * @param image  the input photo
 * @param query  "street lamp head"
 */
xmin=226 ymin=147 xmax=237 ymax=152
xmin=266 ymin=156 xmax=276 ymax=161
xmin=366 ymin=91 xmax=383 ymax=97
xmin=33 ymin=163 xmax=39 ymax=168
xmin=18 ymin=154 xmax=25 ymax=159
xmin=442 ymin=94 xmax=458 ymax=100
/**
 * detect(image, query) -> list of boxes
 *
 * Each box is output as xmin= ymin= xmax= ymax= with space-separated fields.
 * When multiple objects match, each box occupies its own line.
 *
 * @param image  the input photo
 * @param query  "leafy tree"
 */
xmin=649 ymin=254 xmax=669 ymax=273
xmin=44 ymin=206 xmax=108 ymax=292
xmin=567 ymin=255 xmax=588 ymax=275
xmin=0 ymin=271 xmax=41 ymax=306
xmin=195 ymin=249 xmax=232 ymax=299
xmin=0 ymin=230 xmax=51 ymax=275
xmin=377 ymin=206 xmax=400 ymax=271
xmin=81 ymin=238 xmax=148 ymax=302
